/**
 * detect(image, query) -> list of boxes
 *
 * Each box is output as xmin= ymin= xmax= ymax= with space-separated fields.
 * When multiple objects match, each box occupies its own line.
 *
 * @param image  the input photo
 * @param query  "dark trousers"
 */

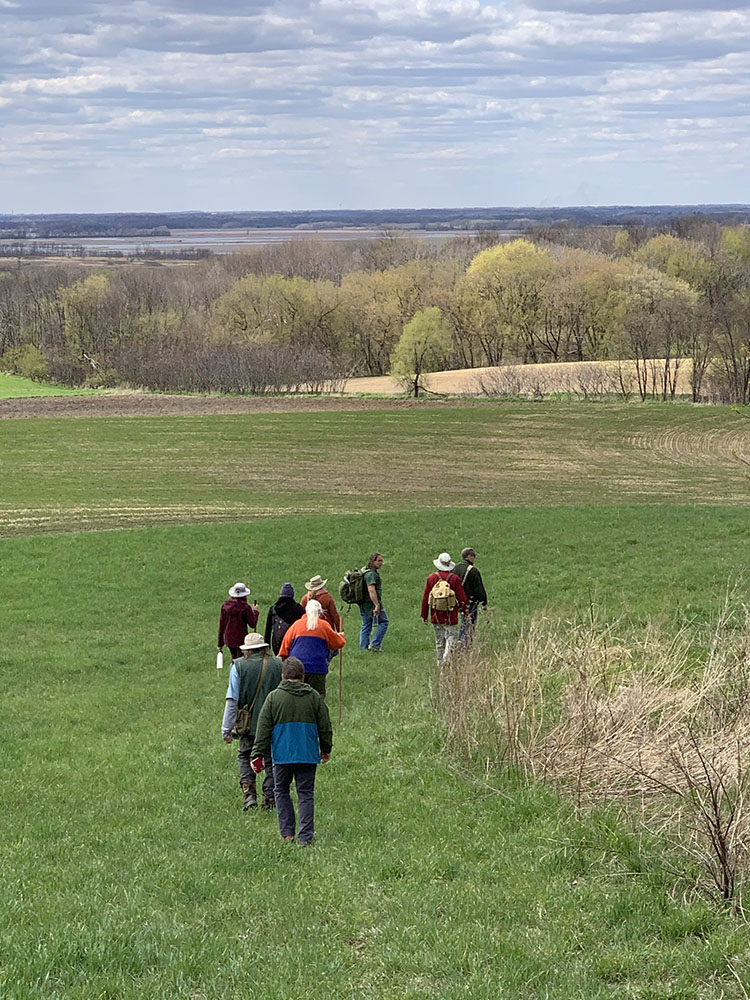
xmin=238 ymin=737 xmax=274 ymax=802
xmin=304 ymin=672 xmax=326 ymax=699
xmin=274 ymin=763 xmax=317 ymax=844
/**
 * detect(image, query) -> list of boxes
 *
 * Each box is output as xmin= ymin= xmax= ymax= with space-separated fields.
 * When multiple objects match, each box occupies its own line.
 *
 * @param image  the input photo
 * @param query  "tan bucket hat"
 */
xmin=240 ymin=632 xmax=269 ymax=651
xmin=304 ymin=575 xmax=327 ymax=592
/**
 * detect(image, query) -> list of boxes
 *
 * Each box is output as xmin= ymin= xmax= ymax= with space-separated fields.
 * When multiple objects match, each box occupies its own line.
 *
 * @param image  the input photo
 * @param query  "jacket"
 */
xmin=218 ymin=597 xmax=259 ymax=648
xmin=421 ymin=571 xmax=469 ymax=626
xmin=221 ymin=651 xmax=282 ymax=739
xmin=300 ymin=589 xmax=341 ymax=631
xmin=251 ymin=679 xmax=333 ymax=765
xmin=264 ymin=597 xmax=305 ymax=653
xmin=279 ymin=616 xmax=345 ymax=675
xmin=452 ymin=560 xmax=488 ymax=607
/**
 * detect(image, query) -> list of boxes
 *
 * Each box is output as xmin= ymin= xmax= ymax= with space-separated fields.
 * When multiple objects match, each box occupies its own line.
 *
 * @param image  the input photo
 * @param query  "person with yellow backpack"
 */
xmin=420 ymin=552 xmax=469 ymax=668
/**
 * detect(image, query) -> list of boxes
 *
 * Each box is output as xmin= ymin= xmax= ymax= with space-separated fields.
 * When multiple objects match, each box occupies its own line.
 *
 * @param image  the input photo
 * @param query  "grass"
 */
xmin=0 ymin=373 xmax=99 ymax=399
xmin=1 ymin=401 xmax=749 ymax=536
xmin=2 ymin=400 xmax=750 ymax=997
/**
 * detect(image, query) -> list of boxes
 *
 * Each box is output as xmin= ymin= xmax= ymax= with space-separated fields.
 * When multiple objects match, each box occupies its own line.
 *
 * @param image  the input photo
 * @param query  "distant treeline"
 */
xmin=1 ymin=205 xmax=750 ymax=239
xmin=1 ymin=219 xmax=749 ymax=402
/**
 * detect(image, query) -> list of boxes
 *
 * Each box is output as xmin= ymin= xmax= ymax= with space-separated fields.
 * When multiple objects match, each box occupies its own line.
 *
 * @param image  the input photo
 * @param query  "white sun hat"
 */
xmin=229 ymin=582 xmax=251 ymax=598
xmin=433 ymin=552 xmax=455 ymax=572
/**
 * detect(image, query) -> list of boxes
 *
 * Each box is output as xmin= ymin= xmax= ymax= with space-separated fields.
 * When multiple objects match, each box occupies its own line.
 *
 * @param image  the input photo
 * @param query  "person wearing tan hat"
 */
xmin=221 ymin=633 xmax=282 ymax=811
xmin=454 ymin=547 xmax=488 ymax=646
xmin=300 ymin=574 xmax=341 ymax=632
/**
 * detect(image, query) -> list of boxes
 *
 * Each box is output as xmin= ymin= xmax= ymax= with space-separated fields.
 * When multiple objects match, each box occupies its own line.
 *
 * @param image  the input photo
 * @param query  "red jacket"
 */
xmin=218 ymin=597 xmax=259 ymax=648
xmin=421 ymin=571 xmax=468 ymax=626
xmin=300 ymin=589 xmax=341 ymax=631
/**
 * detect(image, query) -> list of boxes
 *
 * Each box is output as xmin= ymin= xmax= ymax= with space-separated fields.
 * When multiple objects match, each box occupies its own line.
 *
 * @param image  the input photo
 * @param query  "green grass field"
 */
xmin=0 ymin=373 xmax=99 ymax=399
xmin=1 ymin=400 xmax=750 ymax=999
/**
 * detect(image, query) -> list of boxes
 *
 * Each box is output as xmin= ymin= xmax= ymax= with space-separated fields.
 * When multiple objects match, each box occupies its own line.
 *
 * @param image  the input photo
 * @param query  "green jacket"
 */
xmin=252 ymin=679 xmax=333 ymax=764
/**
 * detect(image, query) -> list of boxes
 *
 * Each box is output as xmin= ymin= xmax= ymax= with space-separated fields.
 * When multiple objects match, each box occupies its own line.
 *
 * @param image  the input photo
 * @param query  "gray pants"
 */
xmin=274 ymin=763 xmax=317 ymax=844
xmin=238 ymin=737 xmax=274 ymax=802
xmin=433 ymin=623 xmax=459 ymax=667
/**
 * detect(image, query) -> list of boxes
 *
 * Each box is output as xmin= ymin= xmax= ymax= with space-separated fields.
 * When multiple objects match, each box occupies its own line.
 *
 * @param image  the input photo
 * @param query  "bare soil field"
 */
xmin=0 ymin=393 xmax=484 ymax=419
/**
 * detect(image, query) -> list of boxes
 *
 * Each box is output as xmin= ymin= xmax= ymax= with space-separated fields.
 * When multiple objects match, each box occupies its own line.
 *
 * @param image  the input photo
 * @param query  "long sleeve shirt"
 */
xmin=421 ymin=571 xmax=469 ymax=626
xmin=218 ymin=598 xmax=259 ymax=648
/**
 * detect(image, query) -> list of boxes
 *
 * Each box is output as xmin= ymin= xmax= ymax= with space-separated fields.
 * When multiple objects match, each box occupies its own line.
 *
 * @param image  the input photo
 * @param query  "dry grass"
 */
xmin=437 ymin=597 xmax=750 ymax=905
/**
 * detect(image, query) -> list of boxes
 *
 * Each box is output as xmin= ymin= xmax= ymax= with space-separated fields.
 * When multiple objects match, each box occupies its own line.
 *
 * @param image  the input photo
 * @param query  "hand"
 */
xmin=321 ymin=752 xmax=331 ymax=763
xmin=253 ymin=600 xmax=258 ymax=608
xmin=251 ymin=756 xmax=265 ymax=773
xmin=422 ymin=618 xmax=428 ymax=625
xmin=374 ymin=605 xmax=381 ymax=615
xmin=223 ymin=735 xmax=233 ymax=744
xmin=482 ymin=604 xmax=488 ymax=612
xmin=218 ymin=646 xmax=223 ymax=651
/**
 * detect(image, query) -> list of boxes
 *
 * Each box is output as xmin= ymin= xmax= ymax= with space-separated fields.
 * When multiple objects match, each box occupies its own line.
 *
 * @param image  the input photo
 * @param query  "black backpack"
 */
xmin=339 ymin=567 xmax=366 ymax=605
xmin=270 ymin=606 xmax=290 ymax=652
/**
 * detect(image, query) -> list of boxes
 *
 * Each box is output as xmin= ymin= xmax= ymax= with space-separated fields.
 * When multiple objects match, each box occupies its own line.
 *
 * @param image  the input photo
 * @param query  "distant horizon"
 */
xmin=3 ymin=203 xmax=750 ymax=220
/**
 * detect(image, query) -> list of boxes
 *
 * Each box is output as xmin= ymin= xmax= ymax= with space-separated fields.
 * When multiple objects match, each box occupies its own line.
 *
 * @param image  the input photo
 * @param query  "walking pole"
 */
xmin=338 ymin=642 xmax=343 ymax=725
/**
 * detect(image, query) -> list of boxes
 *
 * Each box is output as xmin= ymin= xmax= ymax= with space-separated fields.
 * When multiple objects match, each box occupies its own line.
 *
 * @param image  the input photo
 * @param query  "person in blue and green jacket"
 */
xmin=251 ymin=657 xmax=333 ymax=847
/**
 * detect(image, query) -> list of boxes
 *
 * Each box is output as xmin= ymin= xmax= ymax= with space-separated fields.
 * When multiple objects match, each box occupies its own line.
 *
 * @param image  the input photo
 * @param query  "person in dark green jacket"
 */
xmin=251 ymin=657 xmax=332 ymax=846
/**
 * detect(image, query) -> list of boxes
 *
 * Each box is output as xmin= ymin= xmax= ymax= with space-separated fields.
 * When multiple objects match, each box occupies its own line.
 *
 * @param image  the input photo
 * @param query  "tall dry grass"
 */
xmin=437 ymin=599 xmax=750 ymax=905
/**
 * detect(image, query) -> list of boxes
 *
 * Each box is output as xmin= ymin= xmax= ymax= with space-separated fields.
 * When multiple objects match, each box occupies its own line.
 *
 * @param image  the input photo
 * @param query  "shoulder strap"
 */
xmin=458 ymin=563 xmax=474 ymax=583
xmin=247 ymin=654 xmax=269 ymax=716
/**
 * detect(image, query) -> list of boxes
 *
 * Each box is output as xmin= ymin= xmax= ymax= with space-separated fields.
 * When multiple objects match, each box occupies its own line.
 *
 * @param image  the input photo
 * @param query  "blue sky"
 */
xmin=1 ymin=0 xmax=748 ymax=212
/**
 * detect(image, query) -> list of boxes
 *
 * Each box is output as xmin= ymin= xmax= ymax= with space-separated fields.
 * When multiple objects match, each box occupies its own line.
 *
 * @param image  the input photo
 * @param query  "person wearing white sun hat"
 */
xmin=421 ymin=553 xmax=469 ymax=668
xmin=218 ymin=582 xmax=259 ymax=659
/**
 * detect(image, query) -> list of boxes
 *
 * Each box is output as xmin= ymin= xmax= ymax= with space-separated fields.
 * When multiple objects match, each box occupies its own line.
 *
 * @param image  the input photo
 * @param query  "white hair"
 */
xmin=306 ymin=599 xmax=322 ymax=630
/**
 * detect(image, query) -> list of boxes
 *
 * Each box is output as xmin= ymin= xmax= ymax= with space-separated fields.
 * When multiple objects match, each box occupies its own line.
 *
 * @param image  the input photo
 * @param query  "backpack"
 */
xmin=270 ymin=606 xmax=290 ymax=651
xmin=339 ymin=567 xmax=366 ymax=605
xmin=428 ymin=576 xmax=457 ymax=612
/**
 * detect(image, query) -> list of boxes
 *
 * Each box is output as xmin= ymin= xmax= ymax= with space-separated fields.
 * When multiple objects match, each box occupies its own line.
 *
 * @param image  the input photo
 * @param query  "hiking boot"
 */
xmin=281 ymin=835 xmax=295 ymax=842
xmin=367 ymin=646 xmax=381 ymax=653
xmin=261 ymin=797 xmax=275 ymax=811
xmin=299 ymin=839 xmax=314 ymax=848
xmin=241 ymin=784 xmax=257 ymax=811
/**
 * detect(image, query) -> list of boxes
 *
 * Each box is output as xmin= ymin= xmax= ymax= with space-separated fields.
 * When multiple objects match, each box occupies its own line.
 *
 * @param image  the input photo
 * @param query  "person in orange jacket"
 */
xmin=279 ymin=599 xmax=345 ymax=700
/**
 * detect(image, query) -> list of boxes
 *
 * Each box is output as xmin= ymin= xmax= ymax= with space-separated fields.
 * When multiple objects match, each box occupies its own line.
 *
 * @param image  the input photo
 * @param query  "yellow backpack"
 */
xmin=428 ymin=576 xmax=457 ymax=612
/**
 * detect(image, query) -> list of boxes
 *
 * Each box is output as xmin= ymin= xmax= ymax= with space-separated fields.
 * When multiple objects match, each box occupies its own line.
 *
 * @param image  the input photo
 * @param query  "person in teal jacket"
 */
xmin=251 ymin=657 xmax=332 ymax=846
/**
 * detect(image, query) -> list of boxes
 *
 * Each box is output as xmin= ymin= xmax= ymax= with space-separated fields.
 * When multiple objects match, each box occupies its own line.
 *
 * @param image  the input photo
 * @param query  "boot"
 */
xmin=241 ymin=782 xmax=257 ymax=811
xmin=261 ymin=796 xmax=276 ymax=811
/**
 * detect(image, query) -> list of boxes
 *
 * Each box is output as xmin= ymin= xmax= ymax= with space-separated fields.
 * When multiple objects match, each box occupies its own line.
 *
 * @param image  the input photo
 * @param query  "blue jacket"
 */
xmin=251 ymin=679 xmax=333 ymax=765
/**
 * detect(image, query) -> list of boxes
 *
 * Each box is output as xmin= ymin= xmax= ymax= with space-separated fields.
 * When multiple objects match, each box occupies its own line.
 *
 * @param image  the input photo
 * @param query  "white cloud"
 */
xmin=1 ymin=0 xmax=749 ymax=210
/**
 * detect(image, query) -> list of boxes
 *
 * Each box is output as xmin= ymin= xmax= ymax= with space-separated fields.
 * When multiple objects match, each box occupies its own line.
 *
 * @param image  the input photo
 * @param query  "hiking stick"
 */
xmin=338 ymin=642 xmax=343 ymax=725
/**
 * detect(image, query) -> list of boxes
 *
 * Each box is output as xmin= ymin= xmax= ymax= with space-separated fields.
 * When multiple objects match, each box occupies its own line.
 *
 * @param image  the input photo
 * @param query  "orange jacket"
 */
xmin=279 ymin=616 xmax=345 ymax=661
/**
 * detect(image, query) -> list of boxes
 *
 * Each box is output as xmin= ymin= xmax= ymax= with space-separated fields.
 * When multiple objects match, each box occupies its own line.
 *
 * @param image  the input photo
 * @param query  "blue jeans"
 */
xmin=359 ymin=605 xmax=389 ymax=650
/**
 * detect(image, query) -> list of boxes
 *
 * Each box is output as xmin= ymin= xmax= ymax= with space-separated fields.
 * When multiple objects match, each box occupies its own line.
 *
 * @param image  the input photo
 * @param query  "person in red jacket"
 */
xmin=421 ymin=552 xmax=469 ymax=668
xmin=218 ymin=582 xmax=259 ymax=659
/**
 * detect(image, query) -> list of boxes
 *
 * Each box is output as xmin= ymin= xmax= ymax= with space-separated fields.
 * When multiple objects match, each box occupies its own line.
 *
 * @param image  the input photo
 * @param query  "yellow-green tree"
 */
xmin=390 ymin=307 xmax=452 ymax=397
xmin=466 ymin=239 xmax=554 ymax=362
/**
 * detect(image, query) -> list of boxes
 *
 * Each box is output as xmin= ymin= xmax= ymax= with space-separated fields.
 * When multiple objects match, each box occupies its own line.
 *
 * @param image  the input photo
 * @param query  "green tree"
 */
xmin=390 ymin=307 xmax=452 ymax=397
xmin=466 ymin=239 xmax=554 ymax=362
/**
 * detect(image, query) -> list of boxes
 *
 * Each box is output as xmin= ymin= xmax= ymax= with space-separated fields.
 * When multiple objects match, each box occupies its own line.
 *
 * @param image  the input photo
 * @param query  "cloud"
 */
xmin=1 ymin=0 xmax=749 ymax=210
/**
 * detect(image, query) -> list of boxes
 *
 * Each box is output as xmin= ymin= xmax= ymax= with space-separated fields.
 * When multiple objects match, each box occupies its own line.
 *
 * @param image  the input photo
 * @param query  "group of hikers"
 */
xmin=217 ymin=548 xmax=488 ymax=846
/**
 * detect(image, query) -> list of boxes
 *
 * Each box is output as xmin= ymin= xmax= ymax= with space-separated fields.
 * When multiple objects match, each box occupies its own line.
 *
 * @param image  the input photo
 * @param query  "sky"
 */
xmin=1 ymin=0 xmax=749 ymax=212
